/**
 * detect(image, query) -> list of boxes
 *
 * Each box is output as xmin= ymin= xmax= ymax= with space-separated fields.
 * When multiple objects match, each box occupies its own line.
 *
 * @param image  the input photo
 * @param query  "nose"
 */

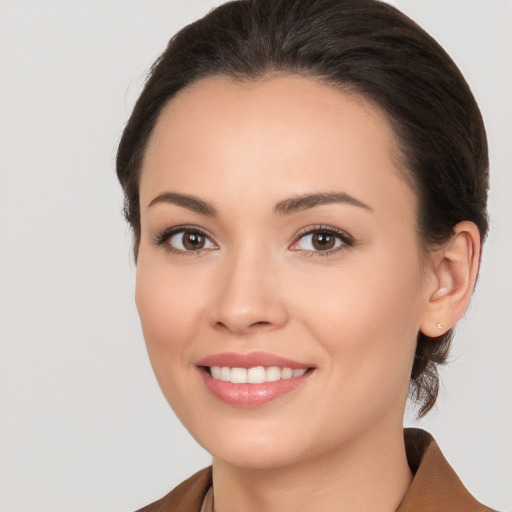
xmin=208 ymin=247 xmax=289 ymax=336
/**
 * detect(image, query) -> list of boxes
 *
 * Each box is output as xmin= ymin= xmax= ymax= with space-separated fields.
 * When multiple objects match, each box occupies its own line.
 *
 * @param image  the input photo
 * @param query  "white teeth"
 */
xmin=281 ymin=367 xmax=293 ymax=379
xmin=230 ymin=367 xmax=247 ymax=384
xmin=209 ymin=365 xmax=308 ymax=383
xmin=266 ymin=366 xmax=281 ymax=382
xmin=247 ymin=366 xmax=266 ymax=384
xmin=211 ymin=366 xmax=221 ymax=379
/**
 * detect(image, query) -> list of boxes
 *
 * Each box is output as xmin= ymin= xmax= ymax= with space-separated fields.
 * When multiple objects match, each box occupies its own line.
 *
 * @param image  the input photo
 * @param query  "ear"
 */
xmin=420 ymin=221 xmax=481 ymax=337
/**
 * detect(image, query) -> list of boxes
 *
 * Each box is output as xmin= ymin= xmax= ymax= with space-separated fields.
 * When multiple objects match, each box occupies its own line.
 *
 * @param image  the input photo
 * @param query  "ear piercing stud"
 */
xmin=436 ymin=323 xmax=443 ymax=329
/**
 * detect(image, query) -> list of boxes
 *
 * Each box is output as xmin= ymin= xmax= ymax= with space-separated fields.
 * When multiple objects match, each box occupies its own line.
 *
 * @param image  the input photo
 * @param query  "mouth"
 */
xmin=196 ymin=352 xmax=315 ymax=407
xmin=204 ymin=365 xmax=308 ymax=383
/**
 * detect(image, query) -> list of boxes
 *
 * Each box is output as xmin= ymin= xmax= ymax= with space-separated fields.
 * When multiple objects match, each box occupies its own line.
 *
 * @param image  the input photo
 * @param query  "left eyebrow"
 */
xmin=274 ymin=192 xmax=373 ymax=216
xmin=147 ymin=192 xmax=217 ymax=216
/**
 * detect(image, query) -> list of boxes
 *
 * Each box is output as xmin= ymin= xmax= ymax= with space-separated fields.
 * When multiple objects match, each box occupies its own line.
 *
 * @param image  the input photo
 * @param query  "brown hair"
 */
xmin=116 ymin=0 xmax=489 ymax=416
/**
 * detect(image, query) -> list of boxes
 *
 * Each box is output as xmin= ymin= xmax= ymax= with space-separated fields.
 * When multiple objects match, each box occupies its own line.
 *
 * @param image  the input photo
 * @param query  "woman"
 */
xmin=116 ymin=0 xmax=495 ymax=510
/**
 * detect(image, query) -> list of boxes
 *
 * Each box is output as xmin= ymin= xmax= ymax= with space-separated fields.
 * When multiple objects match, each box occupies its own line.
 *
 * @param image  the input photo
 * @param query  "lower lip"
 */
xmin=198 ymin=368 xmax=313 ymax=407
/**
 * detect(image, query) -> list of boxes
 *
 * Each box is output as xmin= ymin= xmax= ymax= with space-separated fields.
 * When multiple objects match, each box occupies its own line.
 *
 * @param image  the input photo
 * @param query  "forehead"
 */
xmin=140 ymin=75 xmax=415 ymax=218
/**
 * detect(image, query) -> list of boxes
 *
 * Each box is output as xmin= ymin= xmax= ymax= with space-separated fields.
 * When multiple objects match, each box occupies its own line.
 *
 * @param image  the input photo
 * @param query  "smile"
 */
xmin=208 ymin=366 xmax=307 ymax=383
xmin=196 ymin=352 xmax=315 ymax=407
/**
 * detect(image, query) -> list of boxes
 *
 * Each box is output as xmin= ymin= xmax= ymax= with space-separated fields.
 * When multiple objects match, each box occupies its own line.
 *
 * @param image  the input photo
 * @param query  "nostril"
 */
xmin=214 ymin=319 xmax=273 ymax=333
xmin=250 ymin=321 xmax=272 ymax=328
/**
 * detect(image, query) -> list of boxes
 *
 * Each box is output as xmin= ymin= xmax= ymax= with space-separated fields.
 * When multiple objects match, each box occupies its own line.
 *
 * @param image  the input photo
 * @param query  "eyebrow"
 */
xmin=274 ymin=192 xmax=372 ymax=216
xmin=148 ymin=192 xmax=217 ymax=216
xmin=147 ymin=191 xmax=372 ymax=217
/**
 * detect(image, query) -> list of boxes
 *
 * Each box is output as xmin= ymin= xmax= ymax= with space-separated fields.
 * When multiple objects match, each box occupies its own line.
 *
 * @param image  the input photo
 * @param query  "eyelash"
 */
xmin=152 ymin=225 xmax=218 ymax=257
xmin=153 ymin=225 xmax=354 ymax=257
xmin=291 ymin=225 xmax=354 ymax=256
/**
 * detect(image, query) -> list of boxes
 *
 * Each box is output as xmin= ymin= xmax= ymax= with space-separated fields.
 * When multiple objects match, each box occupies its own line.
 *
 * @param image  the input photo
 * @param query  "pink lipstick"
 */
xmin=196 ymin=352 xmax=315 ymax=407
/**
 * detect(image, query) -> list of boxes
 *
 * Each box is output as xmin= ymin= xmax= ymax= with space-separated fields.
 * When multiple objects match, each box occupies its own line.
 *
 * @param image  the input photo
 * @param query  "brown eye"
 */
xmin=311 ymin=232 xmax=336 ymax=250
xmin=292 ymin=228 xmax=349 ymax=254
xmin=168 ymin=230 xmax=216 ymax=252
xmin=182 ymin=232 xmax=205 ymax=250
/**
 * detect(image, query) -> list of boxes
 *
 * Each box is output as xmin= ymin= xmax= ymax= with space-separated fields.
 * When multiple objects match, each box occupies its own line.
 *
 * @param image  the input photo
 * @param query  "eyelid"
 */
xmin=289 ymin=225 xmax=355 ymax=254
xmin=152 ymin=225 xmax=218 ymax=254
xmin=152 ymin=223 xmax=354 ymax=256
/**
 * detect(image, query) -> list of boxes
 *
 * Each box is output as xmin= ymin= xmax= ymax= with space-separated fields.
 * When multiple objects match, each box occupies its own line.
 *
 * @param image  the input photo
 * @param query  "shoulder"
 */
xmin=399 ymin=428 xmax=497 ymax=512
xmin=135 ymin=467 xmax=212 ymax=512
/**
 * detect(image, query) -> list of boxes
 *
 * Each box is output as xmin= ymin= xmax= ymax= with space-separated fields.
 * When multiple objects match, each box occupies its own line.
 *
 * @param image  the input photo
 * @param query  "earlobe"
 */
xmin=420 ymin=221 xmax=481 ymax=337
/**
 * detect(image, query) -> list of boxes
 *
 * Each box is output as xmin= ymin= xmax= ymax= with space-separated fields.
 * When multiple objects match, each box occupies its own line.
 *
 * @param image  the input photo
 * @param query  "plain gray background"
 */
xmin=0 ymin=1 xmax=511 ymax=511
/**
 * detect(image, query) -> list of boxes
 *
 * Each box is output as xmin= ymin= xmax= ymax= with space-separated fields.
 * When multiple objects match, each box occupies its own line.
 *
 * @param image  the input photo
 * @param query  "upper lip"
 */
xmin=196 ymin=351 xmax=313 ymax=369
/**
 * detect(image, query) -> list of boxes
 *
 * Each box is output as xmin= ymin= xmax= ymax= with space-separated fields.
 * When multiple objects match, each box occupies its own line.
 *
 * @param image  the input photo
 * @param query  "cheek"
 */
xmin=290 ymin=250 xmax=423 ymax=394
xmin=134 ymin=260 xmax=206 ymax=386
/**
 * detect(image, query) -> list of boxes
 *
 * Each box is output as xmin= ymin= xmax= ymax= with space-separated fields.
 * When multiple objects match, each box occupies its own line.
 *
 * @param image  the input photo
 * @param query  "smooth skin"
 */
xmin=135 ymin=75 xmax=480 ymax=512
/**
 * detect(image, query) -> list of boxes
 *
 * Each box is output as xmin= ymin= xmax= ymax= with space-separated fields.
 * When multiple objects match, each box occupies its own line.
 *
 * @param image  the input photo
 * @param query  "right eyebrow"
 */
xmin=274 ymin=192 xmax=372 ymax=216
xmin=147 ymin=192 xmax=217 ymax=216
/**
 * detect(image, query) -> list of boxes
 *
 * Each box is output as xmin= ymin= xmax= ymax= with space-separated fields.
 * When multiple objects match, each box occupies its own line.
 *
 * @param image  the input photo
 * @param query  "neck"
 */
xmin=212 ymin=423 xmax=412 ymax=512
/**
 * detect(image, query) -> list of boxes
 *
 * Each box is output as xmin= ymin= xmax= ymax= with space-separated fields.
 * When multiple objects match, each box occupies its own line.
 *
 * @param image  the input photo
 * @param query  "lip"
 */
xmin=196 ymin=351 xmax=315 ymax=408
xmin=196 ymin=351 xmax=312 ymax=369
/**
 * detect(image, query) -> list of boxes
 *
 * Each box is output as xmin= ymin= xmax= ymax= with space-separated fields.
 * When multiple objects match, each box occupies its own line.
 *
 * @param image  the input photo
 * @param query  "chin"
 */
xmin=209 ymin=438 xmax=306 ymax=470
xmin=183 ymin=415 xmax=310 ymax=470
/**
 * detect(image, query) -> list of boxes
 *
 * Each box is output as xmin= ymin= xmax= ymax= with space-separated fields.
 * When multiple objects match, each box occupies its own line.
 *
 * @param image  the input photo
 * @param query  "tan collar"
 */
xmin=200 ymin=486 xmax=214 ymax=512
xmin=397 ymin=428 xmax=494 ymax=511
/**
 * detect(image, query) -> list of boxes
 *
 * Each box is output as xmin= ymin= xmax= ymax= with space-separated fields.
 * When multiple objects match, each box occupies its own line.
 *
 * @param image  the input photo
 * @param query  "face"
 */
xmin=136 ymin=75 xmax=432 ymax=470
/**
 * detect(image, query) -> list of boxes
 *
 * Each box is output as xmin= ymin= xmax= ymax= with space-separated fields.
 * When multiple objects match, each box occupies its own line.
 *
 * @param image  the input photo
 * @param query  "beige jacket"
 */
xmin=136 ymin=428 xmax=495 ymax=512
